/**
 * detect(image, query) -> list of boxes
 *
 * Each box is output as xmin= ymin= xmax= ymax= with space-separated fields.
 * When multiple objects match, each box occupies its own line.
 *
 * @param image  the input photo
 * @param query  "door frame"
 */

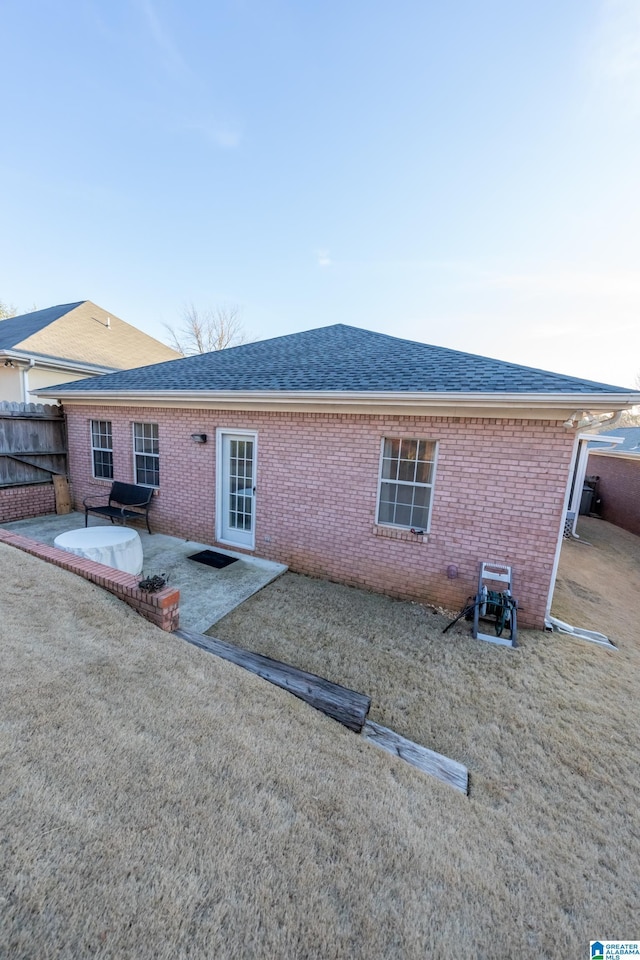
xmin=215 ymin=428 xmax=258 ymax=550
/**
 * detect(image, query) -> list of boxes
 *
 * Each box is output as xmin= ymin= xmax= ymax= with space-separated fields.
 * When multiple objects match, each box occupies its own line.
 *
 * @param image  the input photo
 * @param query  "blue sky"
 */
xmin=1 ymin=0 xmax=639 ymax=387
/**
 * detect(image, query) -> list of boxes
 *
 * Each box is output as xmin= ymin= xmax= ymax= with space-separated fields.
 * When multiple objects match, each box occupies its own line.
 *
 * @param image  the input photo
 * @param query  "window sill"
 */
xmin=373 ymin=524 xmax=430 ymax=543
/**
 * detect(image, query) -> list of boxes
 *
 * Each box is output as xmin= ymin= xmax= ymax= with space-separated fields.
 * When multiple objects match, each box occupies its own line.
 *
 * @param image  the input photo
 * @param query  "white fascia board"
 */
xmin=584 ymin=435 xmax=627 ymax=455
xmin=582 ymin=434 xmax=624 ymax=445
xmin=38 ymin=389 xmax=640 ymax=410
xmin=589 ymin=449 xmax=640 ymax=460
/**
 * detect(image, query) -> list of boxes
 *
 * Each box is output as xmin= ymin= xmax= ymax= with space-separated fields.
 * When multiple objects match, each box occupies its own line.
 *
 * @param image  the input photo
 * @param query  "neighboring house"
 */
xmin=40 ymin=324 xmax=640 ymax=629
xmin=587 ymin=427 xmax=640 ymax=537
xmin=0 ymin=301 xmax=181 ymax=402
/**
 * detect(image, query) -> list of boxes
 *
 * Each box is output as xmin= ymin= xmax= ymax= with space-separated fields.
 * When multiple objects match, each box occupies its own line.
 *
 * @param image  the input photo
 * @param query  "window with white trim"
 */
xmin=91 ymin=420 xmax=113 ymax=480
xmin=133 ymin=422 xmax=159 ymax=487
xmin=377 ymin=438 xmax=436 ymax=530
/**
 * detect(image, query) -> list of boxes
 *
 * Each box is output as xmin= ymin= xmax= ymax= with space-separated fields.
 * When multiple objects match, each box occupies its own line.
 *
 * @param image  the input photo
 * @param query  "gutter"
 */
xmin=37 ymin=388 xmax=640 ymax=409
xmin=589 ymin=449 xmax=640 ymax=461
xmin=0 ymin=349 xmax=117 ymax=376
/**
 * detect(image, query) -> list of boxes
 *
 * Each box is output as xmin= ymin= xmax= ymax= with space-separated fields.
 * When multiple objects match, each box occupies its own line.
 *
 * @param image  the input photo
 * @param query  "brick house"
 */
xmin=587 ymin=427 xmax=640 ymax=537
xmin=41 ymin=325 xmax=640 ymax=628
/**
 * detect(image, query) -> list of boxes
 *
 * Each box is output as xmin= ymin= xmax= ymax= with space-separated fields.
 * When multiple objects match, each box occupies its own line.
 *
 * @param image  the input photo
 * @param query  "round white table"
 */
xmin=54 ymin=526 xmax=144 ymax=575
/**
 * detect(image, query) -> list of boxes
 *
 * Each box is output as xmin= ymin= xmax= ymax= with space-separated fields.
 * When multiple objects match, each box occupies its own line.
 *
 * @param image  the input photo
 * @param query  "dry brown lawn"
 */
xmin=552 ymin=515 xmax=640 ymax=642
xmin=2 ymin=517 xmax=639 ymax=958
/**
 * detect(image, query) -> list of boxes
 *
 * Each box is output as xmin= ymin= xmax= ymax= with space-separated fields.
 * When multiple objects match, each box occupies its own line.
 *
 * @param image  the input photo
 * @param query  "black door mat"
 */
xmin=188 ymin=550 xmax=238 ymax=569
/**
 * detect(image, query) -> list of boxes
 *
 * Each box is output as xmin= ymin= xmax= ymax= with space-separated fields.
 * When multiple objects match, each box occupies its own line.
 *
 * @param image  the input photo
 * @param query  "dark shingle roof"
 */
xmin=0 ymin=303 xmax=84 ymax=348
xmin=44 ymin=323 xmax=636 ymax=396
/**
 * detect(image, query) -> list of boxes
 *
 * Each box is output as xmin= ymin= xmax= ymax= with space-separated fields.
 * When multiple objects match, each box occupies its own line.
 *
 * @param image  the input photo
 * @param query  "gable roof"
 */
xmin=41 ymin=324 xmax=638 ymax=406
xmin=0 ymin=303 xmax=85 ymax=348
xmin=0 ymin=301 xmax=181 ymax=370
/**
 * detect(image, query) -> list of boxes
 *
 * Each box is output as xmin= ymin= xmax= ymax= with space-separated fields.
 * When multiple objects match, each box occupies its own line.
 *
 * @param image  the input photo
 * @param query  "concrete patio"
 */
xmin=2 ymin=512 xmax=287 ymax=633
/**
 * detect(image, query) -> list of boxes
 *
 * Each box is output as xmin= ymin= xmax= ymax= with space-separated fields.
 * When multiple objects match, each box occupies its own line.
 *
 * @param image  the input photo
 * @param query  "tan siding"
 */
xmin=28 ymin=367 xmax=89 ymax=400
xmin=0 ymin=367 xmax=23 ymax=402
xmin=16 ymin=301 xmax=181 ymax=369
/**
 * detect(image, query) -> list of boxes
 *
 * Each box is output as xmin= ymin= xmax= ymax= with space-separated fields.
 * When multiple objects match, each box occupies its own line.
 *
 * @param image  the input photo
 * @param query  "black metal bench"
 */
xmin=83 ymin=481 xmax=154 ymax=534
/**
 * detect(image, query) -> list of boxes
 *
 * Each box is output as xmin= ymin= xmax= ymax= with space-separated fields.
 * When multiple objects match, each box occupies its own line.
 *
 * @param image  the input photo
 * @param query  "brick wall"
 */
xmin=0 ymin=529 xmax=179 ymax=631
xmin=65 ymin=405 xmax=574 ymax=628
xmin=587 ymin=453 xmax=640 ymax=537
xmin=0 ymin=483 xmax=56 ymax=522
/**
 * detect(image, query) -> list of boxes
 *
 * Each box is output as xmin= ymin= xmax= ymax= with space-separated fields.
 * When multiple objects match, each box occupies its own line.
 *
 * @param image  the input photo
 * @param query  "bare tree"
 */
xmin=623 ymin=373 xmax=640 ymax=424
xmin=605 ymin=372 xmax=640 ymax=426
xmin=164 ymin=304 xmax=248 ymax=355
xmin=0 ymin=299 xmax=17 ymax=320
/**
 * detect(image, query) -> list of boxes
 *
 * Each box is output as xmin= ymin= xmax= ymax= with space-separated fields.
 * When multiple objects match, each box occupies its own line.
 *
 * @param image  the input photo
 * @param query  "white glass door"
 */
xmin=219 ymin=432 xmax=256 ymax=548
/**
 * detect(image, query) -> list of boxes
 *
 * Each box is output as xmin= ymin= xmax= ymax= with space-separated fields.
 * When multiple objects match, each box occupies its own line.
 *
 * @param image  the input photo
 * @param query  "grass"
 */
xmin=2 ymin=518 xmax=639 ymax=957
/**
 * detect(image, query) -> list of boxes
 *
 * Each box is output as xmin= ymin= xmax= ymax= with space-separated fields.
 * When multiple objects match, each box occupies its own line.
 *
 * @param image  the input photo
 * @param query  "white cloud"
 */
xmin=398 ymin=259 xmax=640 ymax=387
xmin=589 ymin=0 xmax=640 ymax=110
xmin=132 ymin=2 xmax=243 ymax=149
xmin=187 ymin=120 xmax=242 ymax=149
xmin=317 ymin=250 xmax=332 ymax=267
xmin=211 ymin=125 xmax=242 ymax=149
xmin=482 ymin=267 xmax=640 ymax=299
xmin=136 ymin=0 xmax=192 ymax=79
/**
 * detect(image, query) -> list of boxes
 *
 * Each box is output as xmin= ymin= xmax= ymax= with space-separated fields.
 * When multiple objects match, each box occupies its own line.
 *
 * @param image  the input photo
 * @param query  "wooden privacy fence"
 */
xmin=0 ymin=401 xmax=67 ymax=487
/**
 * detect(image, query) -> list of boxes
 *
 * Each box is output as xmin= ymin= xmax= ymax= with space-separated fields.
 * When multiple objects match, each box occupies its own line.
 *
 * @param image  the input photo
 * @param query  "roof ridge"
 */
xmin=5 ymin=301 xmax=86 ymax=322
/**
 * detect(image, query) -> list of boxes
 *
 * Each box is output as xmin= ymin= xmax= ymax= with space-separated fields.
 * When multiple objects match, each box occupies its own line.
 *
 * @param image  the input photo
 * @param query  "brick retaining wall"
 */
xmin=0 ymin=529 xmax=179 ymax=631
xmin=0 ymin=483 xmax=56 ymax=522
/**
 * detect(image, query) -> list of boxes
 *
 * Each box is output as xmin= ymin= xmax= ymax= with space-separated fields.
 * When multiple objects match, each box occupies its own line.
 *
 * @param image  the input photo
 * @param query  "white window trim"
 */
xmin=375 ymin=437 xmax=438 ymax=533
xmin=90 ymin=419 xmax=113 ymax=481
xmin=215 ymin=428 xmax=258 ymax=550
xmin=132 ymin=421 xmax=160 ymax=488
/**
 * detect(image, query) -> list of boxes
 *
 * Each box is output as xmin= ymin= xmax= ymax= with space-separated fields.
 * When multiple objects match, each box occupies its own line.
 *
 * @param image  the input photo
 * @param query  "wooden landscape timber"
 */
xmin=362 ymin=720 xmax=469 ymax=794
xmin=175 ymin=628 xmax=371 ymax=733
xmin=175 ymin=629 xmax=469 ymax=793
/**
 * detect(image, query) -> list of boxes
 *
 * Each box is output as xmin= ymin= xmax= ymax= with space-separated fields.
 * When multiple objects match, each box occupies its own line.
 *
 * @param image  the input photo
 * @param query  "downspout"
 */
xmin=544 ymin=431 xmax=580 ymax=628
xmin=19 ymin=359 xmax=35 ymax=403
xmin=590 ymin=410 xmax=624 ymax=431
xmin=568 ymin=440 xmax=592 ymax=537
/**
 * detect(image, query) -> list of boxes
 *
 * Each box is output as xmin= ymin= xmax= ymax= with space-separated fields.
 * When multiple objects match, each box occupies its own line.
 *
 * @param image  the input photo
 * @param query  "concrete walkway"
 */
xmin=2 ymin=512 xmax=287 ymax=633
